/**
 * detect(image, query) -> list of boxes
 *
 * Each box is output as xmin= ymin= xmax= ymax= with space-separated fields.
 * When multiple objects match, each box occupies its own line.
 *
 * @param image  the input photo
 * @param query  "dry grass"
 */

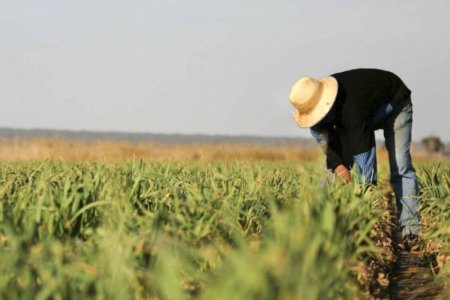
xmin=0 ymin=138 xmax=319 ymax=162
xmin=0 ymin=138 xmax=445 ymax=162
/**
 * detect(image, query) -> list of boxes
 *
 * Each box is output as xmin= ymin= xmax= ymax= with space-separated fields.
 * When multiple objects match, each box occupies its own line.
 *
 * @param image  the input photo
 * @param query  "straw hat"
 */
xmin=289 ymin=76 xmax=338 ymax=128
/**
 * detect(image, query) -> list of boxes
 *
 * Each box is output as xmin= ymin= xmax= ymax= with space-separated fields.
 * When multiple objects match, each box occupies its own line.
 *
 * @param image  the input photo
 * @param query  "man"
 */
xmin=288 ymin=68 xmax=420 ymax=245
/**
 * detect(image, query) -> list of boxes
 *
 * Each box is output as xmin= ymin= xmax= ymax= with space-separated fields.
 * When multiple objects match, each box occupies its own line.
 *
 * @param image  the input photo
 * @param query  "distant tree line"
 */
xmin=421 ymin=136 xmax=445 ymax=153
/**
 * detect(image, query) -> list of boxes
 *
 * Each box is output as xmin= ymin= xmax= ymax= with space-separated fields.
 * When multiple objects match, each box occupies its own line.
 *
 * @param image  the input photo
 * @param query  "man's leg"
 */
xmin=383 ymin=99 xmax=420 ymax=237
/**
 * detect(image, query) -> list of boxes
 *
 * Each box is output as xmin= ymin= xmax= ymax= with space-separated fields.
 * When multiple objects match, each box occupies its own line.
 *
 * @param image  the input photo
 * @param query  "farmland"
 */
xmin=0 ymin=155 xmax=449 ymax=298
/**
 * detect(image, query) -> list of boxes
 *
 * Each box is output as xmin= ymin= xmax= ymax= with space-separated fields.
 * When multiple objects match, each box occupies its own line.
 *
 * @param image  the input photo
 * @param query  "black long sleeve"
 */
xmin=330 ymin=69 xmax=410 ymax=158
xmin=310 ymin=125 xmax=344 ymax=171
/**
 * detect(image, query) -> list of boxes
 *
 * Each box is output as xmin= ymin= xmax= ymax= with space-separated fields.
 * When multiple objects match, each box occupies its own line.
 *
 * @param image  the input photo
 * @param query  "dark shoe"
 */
xmin=402 ymin=234 xmax=420 ymax=251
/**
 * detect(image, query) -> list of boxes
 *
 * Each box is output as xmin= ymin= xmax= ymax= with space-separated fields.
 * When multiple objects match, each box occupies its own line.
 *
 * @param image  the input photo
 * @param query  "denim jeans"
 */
xmin=381 ymin=98 xmax=420 ymax=236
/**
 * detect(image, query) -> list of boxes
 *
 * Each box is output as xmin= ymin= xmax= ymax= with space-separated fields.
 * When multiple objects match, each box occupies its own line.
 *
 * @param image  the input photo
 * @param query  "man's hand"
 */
xmin=335 ymin=164 xmax=352 ymax=184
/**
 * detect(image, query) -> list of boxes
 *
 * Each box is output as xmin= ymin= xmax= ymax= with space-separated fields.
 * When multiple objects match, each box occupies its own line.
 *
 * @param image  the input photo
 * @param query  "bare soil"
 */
xmin=362 ymin=186 xmax=443 ymax=299
xmin=389 ymin=240 xmax=441 ymax=299
xmin=387 ymin=192 xmax=443 ymax=300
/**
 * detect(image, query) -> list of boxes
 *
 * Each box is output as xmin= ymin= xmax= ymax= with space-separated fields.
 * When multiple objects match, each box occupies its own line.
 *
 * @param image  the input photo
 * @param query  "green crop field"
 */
xmin=0 ymin=160 xmax=448 ymax=299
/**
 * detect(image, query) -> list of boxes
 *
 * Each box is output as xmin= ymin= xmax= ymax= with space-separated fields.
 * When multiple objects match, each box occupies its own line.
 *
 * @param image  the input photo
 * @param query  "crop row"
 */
xmin=0 ymin=160 xmax=447 ymax=299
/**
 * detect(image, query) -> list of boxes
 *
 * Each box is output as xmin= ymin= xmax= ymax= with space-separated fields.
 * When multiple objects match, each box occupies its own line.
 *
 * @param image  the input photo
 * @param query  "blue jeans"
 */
xmin=381 ymin=98 xmax=420 ymax=236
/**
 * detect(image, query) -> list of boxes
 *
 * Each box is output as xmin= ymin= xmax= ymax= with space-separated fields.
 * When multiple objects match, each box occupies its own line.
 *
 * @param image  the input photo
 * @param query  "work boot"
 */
xmin=402 ymin=234 xmax=420 ymax=251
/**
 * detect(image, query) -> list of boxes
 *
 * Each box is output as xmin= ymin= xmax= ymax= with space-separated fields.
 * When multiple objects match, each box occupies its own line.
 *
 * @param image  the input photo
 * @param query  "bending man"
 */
xmin=289 ymin=68 xmax=420 ymax=244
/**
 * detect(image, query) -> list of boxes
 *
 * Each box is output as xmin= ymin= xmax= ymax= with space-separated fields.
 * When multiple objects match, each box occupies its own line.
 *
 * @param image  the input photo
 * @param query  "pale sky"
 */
xmin=1 ymin=0 xmax=449 ymax=141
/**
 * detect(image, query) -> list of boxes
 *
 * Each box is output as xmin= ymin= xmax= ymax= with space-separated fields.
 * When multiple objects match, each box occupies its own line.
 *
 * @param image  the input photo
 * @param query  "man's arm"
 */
xmin=310 ymin=126 xmax=344 ymax=170
xmin=310 ymin=126 xmax=351 ymax=183
xmin=353 ymin=147 xmax=377 ymax=185
xmin=353 ymin=101 xmax=394 ymax=184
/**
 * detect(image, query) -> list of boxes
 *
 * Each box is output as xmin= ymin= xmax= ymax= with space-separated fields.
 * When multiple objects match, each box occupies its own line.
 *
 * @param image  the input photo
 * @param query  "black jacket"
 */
xmin=311 ymin=68 xmax=411 ymax=170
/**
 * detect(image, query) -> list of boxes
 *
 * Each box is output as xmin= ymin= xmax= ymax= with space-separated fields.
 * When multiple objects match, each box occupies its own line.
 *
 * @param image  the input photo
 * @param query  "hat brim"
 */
xmin=293 ymin=76 xmax=338 ymax=128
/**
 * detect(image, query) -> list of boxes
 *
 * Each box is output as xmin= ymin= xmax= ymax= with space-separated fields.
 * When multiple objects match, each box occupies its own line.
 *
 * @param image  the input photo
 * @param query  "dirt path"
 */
xmin=386 ymin=192 xmax=442 ymax=300
xmin=389 ymin=231 xmax=441 ymax=299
